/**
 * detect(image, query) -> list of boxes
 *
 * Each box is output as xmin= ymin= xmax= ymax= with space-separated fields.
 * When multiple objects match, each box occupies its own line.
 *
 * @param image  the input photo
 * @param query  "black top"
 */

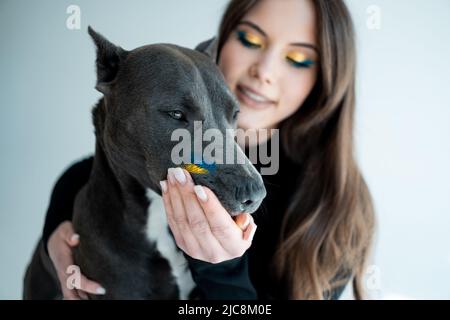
xmin=42 ymin=137 xmax=347 ymax=300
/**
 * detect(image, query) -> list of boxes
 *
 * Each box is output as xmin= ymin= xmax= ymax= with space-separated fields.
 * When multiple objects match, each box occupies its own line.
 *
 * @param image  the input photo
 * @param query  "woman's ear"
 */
xmin=87 ymin=26 xmax=128 ymax=95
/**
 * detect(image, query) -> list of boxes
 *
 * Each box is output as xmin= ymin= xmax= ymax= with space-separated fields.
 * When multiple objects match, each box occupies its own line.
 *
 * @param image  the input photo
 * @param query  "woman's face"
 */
xmin=218 ymin=0 xmax=319 ymax=131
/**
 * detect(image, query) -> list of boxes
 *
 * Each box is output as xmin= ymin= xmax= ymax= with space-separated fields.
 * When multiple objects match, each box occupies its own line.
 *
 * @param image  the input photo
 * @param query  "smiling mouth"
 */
xmin=236 ymin=84 xmax=276 ymax=110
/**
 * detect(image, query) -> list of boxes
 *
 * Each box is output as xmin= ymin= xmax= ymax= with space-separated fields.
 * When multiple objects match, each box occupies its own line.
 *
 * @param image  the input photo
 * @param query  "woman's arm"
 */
xmin=42 ymin=156 xmax=94 ymax=252
xmin=42 ymin=156 xmax=104 ymax=299
xmin=185 ymin=253 xmax=257 ymax=299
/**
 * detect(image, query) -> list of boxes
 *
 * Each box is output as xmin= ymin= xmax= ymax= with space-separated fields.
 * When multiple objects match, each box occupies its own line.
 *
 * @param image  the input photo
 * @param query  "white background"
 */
xmin=0 ymin=0 xmax=449 ymax=299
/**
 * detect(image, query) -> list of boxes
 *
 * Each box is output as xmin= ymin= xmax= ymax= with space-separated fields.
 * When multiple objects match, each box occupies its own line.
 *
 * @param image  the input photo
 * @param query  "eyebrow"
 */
xmin=181 ymin=95 xmax=203 ymax=114
xmin=237 ymin=20 xmax=320 ymax=55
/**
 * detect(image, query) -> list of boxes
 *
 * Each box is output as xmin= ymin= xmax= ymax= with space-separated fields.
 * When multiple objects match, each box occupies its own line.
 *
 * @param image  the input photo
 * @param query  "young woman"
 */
xmin=42 ymin=0 xmax=375 ymax=300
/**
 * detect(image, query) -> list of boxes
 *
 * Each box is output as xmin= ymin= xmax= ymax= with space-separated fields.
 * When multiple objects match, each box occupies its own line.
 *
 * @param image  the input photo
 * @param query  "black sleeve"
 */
xmin=42 ymin=156 xmax=94 ymax=252
xmin=185 ymin=252 xmax=257 ymax=300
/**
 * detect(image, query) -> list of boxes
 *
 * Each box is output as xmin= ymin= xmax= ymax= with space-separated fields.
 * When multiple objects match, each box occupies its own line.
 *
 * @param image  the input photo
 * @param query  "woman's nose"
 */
xmin=249 ymin=52 xmax=277 ymax=85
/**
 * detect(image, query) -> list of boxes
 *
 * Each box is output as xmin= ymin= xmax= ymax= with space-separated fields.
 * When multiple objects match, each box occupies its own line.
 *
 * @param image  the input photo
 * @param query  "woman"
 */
xmin=43 ymin=0 xmax=375 ymax=300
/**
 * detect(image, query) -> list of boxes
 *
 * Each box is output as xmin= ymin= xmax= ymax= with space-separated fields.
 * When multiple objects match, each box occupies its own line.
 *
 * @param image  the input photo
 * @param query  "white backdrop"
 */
xmin=0 ymin=0 xmax=449 ymax=299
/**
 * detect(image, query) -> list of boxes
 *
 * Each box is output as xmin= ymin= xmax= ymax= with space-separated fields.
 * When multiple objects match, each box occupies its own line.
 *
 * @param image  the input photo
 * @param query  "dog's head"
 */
xmin=88 ymin=27 xmax=266 ymax=216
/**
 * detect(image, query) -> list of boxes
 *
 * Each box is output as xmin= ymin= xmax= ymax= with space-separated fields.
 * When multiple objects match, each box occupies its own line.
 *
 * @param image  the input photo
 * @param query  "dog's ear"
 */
xmin=88 ymin=26 xmax=128 ymax=95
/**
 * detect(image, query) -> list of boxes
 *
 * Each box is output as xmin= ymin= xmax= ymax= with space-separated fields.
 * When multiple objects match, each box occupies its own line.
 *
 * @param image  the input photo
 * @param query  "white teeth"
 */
xmin=240 ymin=87 xmax=270 ymax=103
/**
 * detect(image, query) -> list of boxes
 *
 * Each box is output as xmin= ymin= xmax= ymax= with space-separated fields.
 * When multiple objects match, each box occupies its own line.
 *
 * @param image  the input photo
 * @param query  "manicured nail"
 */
xmin=173 ymin=167 xmax=186 ymax=185
xmin=70 ymin=234 xmax=80 ymax=242
xmin=159 ymin=180 xmax=167 ymax=193
xmin=183 ymin=168 xmax=193 ymax=182
xmin=96 ymin=287 xmax=106 ymax=295
xmin=194 ymin=185 xmax=208 ymax=202
xmin=167 ymin=168 xmax=175 ymax=185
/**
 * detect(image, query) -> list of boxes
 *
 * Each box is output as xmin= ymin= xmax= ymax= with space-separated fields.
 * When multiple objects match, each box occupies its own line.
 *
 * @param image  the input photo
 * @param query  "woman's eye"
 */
xmin=168 ymin=110 xmax=186 ymax=121
xmin=233 ymin=110 xmax=240 ymax=120
xmin=286 ymin=52 xmax=315 ymax=69
xmin=236 ymin=31 xmax=264 ymax=49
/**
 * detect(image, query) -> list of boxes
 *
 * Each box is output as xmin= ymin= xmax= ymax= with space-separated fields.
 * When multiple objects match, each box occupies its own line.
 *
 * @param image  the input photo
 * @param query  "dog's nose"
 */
xmin=236 ymin=181 xmax=267 ymax=213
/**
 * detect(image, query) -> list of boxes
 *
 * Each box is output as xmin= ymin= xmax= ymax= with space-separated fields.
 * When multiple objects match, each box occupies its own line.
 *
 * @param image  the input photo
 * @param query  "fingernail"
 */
xmin=71 ymin=234 xmax=80 ymax=242
xmin=194 ymin=185 xmax=208 ymax=202
xmin=173 ymin=167 xmax=186 ymax=185
xmin=159 ymin=180 xmax=167 ymax=193
xmin=167 ymin=168 xmax=175 ymax=185
xmin=96 ymin=287 xmax=106 ymax=295
xmin=183 ymin=168 xmax=193 ymax=182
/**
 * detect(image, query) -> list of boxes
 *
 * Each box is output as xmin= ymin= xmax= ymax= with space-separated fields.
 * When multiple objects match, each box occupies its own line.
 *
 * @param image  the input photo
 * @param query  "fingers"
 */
xmin=194 ymin=185 xmax=242 ymax=242
xmin=243 ymin=220 xmax=257 ymax=241
xmin=79 ymin=274 xmax=106 ymax=295
xmin=172 ymin=168 xmax=228 ymax=262
xmin=60 ymin=221 xmax=79 ymax=246
xmin=161 ymin=181 xmax=186 ymax=251
xmin=68 ymin=233 xmax=80 ymax=247
xmin=77 ymin=290 xmax=89 ymax=300
xmin=48 ymin=221 xmax=106 ymax=299
xmin=165 ymin=168 xmax=203 ymax=257
xmin=60 ymin=270 xmax=105 ymax=300
xmin=55 ymin=247 xmax=105 ymax=299
xmin=57 ymin=262 xmax=81 ymax=300
xmin=61 ymin=282 xmax=80 ymax=300
xmin=161 ymin=167 xmax=258 ymax=262
xmin=234 ymin=213 xmax=256 ymax=243
xmin=234 ymin=213 xmax=251 ymax=231
xmin=60 ymin=262 xmax=105 ymax=299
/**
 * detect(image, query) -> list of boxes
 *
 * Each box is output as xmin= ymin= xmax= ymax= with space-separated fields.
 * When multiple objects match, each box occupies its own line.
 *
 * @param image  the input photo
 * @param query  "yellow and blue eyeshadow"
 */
xmin=236 ymin=30 xmax=266 ymax=49
xmin=286 ymin=51 xmax=315 ymax=68
xmin=236 ymin=30 xmax=315 ymax=69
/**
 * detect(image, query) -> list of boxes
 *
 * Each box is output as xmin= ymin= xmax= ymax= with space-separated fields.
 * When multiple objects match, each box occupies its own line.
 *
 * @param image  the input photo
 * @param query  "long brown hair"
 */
xmin=217 ymin=0 xmax=375 ymax=299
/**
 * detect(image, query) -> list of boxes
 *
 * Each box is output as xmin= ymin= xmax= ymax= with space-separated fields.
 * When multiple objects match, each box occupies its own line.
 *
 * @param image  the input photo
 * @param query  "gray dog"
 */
xmin=23 ymin=27 xmax=266 ymax=299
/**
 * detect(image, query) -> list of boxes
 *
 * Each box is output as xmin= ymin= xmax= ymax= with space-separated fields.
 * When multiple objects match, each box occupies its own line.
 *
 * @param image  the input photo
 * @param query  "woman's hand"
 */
xmin=160 ymin=167 xmax=257 ymax=264
xmin=47 ymin=221 xmax=105 ymax=299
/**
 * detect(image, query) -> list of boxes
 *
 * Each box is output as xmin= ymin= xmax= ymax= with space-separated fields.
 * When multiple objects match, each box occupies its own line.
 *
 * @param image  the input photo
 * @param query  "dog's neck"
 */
xmin=86 ymin=99 xmax=152 ymax=228
xmin=87 ymin=141 xmax=149 ymax=230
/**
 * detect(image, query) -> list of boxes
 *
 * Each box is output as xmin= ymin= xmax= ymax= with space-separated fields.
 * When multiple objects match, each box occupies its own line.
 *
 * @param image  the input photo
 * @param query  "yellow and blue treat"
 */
xmin=182 ymin=154 xmax=216 ymax=175
xmin=182 ymin=163 xmax=209 ymax=174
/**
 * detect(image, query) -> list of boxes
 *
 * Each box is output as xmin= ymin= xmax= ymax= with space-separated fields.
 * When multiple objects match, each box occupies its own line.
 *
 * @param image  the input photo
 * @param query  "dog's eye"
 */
xmin=233 ymin=110 xmax=240 ymax=121
xmin=168 ymin=110 xmax=186 ymax=121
